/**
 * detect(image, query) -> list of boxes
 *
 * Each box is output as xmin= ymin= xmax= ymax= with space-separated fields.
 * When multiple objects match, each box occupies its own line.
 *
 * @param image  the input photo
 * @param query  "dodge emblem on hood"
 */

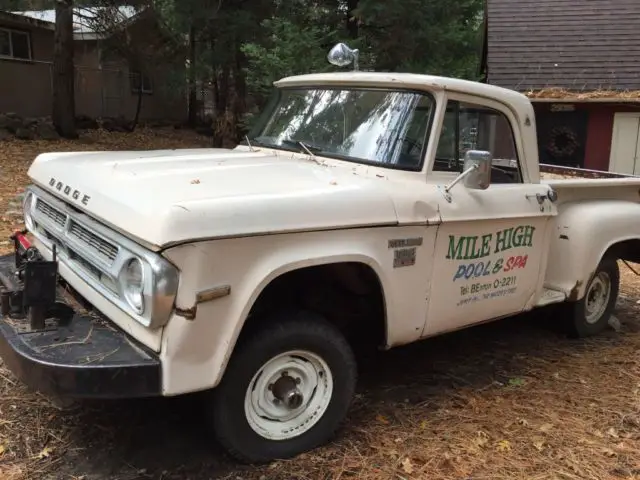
xmin=49 ymin=177 xmax=91 ymax=206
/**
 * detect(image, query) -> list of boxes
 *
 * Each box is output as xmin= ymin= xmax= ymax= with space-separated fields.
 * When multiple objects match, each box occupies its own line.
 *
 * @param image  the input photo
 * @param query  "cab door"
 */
xmin=422 ymin=95 xmax=557 ymax=337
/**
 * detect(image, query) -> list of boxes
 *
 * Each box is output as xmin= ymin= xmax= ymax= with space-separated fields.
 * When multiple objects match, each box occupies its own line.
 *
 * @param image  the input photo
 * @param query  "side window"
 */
xmin=394 ymin=95 xmax=434 ymax=168
xmin=433 ymin=100 xmax=521 ymax=183
xmin=434 ymin=103 xmax=458 ymax=172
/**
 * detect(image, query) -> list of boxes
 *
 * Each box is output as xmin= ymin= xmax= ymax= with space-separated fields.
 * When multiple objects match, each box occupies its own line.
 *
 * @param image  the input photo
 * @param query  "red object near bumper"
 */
xmin=13 ymin=231 xmax=31 ymax=251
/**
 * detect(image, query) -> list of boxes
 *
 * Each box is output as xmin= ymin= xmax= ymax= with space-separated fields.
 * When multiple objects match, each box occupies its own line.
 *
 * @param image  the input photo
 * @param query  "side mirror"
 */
xmin=462 ymin=150 xmax=492 ymax=190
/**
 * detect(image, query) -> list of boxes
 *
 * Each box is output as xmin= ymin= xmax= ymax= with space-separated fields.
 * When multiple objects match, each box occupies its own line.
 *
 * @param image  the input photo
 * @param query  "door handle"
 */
xmin=526 ymin=188 xmax=558 ymax=210
xmin=525 ymin=193 xmax=545 ymax=204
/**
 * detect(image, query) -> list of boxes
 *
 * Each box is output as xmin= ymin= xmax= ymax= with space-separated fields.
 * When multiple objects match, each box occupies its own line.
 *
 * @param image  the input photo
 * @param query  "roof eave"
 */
xmin=74 ymin=32 xmax=104 ymax=41
xmin=529 ymin=97 xmax=640 ymax=103
xmin=0 ymin=11 xmax=54 ymax=30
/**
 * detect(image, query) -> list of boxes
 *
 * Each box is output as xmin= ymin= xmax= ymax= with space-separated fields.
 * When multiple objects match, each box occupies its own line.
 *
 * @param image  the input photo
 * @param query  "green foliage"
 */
xmin=242 ymin=16 xmax=337 ymax=101
xmin=355 ymin=0 xmax=484 ymax=78
xmin=140 ymin=0 xmax=484 ymax=140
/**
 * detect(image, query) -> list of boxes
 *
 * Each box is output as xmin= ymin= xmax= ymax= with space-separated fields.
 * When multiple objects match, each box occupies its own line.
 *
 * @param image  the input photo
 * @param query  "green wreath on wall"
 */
xmin=546 ymin=126 xmax=579 ymax=158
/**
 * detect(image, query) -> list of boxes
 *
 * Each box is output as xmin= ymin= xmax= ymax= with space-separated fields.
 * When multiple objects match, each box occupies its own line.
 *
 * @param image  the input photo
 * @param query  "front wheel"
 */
xmin=209 ymin=311 xmax=357 ymax=463
xmin=561 ymin=255 xmax=619 ymax=338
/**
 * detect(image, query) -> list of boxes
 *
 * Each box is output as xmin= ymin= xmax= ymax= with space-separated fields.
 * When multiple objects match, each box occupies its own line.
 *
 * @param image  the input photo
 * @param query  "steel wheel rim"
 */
xmin=244 ymin=350 xmax=334 ymax=440
xmin=585 ymin=271 xmax=611 ymax=324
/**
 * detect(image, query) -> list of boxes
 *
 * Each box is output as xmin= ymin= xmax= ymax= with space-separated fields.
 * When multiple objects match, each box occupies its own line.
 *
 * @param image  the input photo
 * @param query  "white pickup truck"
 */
xmin=1 ymin=43 xmax=640 ymax=463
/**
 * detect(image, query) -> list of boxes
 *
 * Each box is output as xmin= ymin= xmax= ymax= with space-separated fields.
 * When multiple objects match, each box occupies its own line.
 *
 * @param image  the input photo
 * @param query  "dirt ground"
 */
xmin=1 ymin=130 xmax=639 ymax=480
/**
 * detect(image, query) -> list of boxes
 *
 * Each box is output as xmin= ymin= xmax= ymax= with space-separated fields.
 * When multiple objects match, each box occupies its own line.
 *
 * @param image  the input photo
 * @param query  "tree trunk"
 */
xmin=232 ymin=45 xmax=247 ymax=142
xmin=187 ymin=24 xmax=198 ymax=127
xmin=346 ymin=0 xmax=359 ymax=39
xmin=52 ymin=0 xmax=77 ymax=139
xmin=129 ymin=81 xmax=143 ymax=132
xmin=209 ymin=30 xmax=223 ymax=148
xmin=212 ymin=65 xmax=229 ymax=148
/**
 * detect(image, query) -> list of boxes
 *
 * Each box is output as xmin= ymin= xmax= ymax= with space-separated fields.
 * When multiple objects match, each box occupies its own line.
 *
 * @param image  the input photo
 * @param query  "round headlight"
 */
xmin=121 ymin=257 xmax=145 ymax=314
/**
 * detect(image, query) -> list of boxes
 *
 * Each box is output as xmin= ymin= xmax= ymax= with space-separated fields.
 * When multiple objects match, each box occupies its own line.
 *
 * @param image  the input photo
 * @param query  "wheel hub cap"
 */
xmin=270 ymin=374 xmax=304 ymax=409
xmin=585 ymin=271 xmax=611 ymax=324
xmin=244 ymin=350 xmax=334 ymax=440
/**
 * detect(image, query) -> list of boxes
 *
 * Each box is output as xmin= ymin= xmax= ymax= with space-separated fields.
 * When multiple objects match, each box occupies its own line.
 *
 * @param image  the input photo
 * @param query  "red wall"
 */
xmin=584 ymin=106 xmax=615 ymax=171
xmin=533 ymin=103 xmax=640 ymax=171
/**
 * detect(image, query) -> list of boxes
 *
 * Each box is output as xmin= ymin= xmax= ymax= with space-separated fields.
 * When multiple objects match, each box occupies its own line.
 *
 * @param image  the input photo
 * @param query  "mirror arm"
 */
xmin=444 ymin=164 xmax=479 ymax=193
xmin=439 ymin=164 xmax=479 ymax=203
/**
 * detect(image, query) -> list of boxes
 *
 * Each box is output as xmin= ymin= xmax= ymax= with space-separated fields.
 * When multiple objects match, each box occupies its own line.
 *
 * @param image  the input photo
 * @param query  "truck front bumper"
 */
xmin=0 ymin=240 xmax=161 ymax=399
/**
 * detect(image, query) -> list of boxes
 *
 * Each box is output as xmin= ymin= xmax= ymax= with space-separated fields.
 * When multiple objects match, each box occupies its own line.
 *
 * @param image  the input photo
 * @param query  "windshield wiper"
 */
xmin=245 ymin=136 xmax=325 ymax=156
xmin=299 ymin=142 xmax=317 ymax=158
xmin=281 ymin=138 xmax=324 ymax=153
xmin=244 ymin=136 xmax=273 ymax=149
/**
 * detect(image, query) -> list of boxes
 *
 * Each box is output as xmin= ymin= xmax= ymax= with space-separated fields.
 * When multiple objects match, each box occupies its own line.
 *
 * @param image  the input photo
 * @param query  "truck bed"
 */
xmin=539 ymin=163 xmax=640 ymax=181
xmin=540 ymin=164 xmax=640 ymax=203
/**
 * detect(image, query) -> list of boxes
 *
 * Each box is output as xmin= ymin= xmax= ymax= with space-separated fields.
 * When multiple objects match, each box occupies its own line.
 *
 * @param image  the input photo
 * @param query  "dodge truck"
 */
xmin=1 ymin=43 xmax=640 ymax=463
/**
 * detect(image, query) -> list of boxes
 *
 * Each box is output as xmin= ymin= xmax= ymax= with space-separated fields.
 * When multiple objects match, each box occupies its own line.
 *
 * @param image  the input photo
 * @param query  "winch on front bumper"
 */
xmin=0 ymin=231 xmax=161 ymax=398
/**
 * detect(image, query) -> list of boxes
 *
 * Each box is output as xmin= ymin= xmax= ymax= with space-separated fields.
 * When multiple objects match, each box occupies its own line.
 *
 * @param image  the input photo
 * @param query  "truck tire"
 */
xmin=562 ymin=256 xmax=619 ymax=338
xmin=208 ymin=310 xmax=357 ymax=463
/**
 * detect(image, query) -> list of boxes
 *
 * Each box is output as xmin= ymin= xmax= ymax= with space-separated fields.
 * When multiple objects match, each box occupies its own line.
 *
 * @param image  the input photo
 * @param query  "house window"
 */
xmin=0 ymin=27 xmax=32 ymax=60
xmin=433 ymin=99 xmax=521 ymax=183
xmin=130 ymin=69 xmax=153 ymax=94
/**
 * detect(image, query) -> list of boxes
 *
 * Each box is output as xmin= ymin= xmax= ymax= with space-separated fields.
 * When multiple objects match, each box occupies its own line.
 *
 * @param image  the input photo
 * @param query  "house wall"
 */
xmin=583 ymin=104 xmax=640 ymax=171
xmin=75 ymin=39 xmax=104 ymax=119
xmin=532 ymin=102 xmax=640 ymax=171
xmin=1 ymin=15 xmax=186 ymax=122
xmin=583 ymin=106 xmax=615 ymax=171
xmin=89 ymin=14 xmax=187 ymax=122
xmin=0 ymin=21 xmax=54 ymax=117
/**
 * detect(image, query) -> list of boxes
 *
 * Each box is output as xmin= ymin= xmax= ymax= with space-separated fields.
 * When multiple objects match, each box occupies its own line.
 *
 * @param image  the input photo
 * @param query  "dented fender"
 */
xmin=174 ymin=285 xmax=232 ymax=320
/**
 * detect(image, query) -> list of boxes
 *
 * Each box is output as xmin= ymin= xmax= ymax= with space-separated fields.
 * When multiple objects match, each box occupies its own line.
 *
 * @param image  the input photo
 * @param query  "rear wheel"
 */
xmin=562 ymin=256 xmax=619 ymax=338
xmin=209 ymin=311 xmax=357 ymax=463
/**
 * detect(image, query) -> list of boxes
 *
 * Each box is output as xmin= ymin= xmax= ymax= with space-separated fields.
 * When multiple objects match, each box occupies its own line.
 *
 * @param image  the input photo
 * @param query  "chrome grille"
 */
xmin=69 ymin=220 xmax=118 ymax=264
xmin=26 ymin=186 xmax=179 ymax=329
xmin=36 ymin=199 xmax=66 ymax=227
xmin=32 ymin=196 xmax=119 ymax=267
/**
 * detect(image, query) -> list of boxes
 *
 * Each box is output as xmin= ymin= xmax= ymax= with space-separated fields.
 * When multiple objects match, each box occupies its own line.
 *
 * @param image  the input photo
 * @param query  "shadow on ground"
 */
xmin=42 ymin=298 xmax=640 ymax=480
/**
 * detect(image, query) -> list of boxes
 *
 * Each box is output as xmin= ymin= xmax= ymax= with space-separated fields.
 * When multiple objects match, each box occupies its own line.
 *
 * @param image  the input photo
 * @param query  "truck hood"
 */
xmin=28 ymin=148 xmax=399 ymax=248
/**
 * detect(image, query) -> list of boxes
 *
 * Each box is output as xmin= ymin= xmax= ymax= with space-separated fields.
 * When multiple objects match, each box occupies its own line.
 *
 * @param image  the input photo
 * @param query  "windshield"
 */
xmin=247 ymin=87 xmax=435 ymax=170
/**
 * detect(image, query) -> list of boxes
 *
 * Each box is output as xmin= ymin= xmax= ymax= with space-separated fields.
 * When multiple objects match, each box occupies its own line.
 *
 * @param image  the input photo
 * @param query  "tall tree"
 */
xmin=345 ymin=0 xmax=358 ymax=39
xmin=355 ymin=0 xmax=484 ymax=78
xmin=153 ymin=0 xmax=484 ymax=143
xmin=187 ymin=24 xmax=198 ymax=127
xmin=52 ymin=0 xmax=78 ymax=138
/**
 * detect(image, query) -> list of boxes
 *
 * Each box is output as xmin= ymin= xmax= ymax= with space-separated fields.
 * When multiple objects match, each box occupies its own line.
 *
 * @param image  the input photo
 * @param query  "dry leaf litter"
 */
xmin=0 ymin=129 xmax=639 ymax=480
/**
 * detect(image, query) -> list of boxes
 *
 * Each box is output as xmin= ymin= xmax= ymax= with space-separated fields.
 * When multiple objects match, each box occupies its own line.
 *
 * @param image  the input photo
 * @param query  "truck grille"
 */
xmin=33 ymin=197 xmax=119 ymax=267
xmin=36 ymin=198 xmax=66 ymax=227
xmin=68 ymin=220 xmax=119 ymax=263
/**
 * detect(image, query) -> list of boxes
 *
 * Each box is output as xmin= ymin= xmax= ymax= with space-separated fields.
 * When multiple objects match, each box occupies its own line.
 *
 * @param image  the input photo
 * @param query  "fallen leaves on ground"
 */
xmin=401 ymin=456 xmax=414 ymax=474
xmin=0 ymin=131 xmax=639 ymax=479
xmin=35 ymin=446 xmax=54 ymax=460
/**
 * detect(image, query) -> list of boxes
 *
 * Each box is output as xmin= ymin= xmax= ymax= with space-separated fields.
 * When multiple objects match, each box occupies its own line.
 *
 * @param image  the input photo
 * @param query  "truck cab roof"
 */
xmin=274 ymin=71 xmax=540 ymax=183
xmin=275 ymin=71 xmax=533 ymax=113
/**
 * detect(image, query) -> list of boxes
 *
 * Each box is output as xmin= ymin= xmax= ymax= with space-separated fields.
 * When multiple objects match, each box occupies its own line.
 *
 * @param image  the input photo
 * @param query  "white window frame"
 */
xmin=0 ymin=27 xmax=32 ymax=61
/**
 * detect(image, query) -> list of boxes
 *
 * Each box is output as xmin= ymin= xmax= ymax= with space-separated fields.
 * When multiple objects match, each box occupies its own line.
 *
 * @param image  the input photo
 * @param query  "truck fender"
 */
xmin=544 ymin=200 xmax=640 ymax=300
xmin=235 ymin=253 xmax=389 ymax=338
xmin=160 ymin=235 xmax=394 ymax=395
